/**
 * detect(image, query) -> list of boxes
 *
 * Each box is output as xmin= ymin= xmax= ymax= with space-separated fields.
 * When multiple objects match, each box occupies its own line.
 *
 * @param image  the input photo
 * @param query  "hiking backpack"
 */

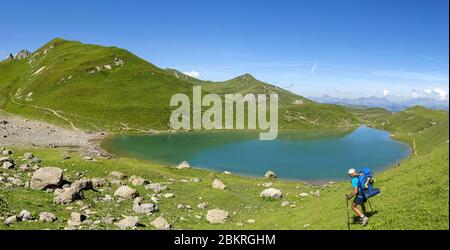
xmin=357 ymin=167 xmax=380 ymax=199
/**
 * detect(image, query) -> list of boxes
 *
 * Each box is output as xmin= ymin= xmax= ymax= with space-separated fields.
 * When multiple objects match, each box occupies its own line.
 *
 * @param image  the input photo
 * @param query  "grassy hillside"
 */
xmin=0 ymin=38 xmax=358 ymax=132
xmin=0 ymin=107 xmax=447 ymax=230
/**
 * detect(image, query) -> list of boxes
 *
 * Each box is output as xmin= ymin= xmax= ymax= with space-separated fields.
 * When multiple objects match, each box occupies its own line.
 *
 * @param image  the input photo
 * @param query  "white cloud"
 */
xmin=311 ymin=63 xmax=319 ymax=74
xmin=182 ymin=70 xmax=200 ymax=79
xmin=382 ymin=89 xmax=390 ymax=96
xmin=433 ymin=88 xmax=448 ymax=100
xmin=411 ymin=88 xmax=449 ymax=100
xmin=411 ymin=90 xmax=420 ymax=99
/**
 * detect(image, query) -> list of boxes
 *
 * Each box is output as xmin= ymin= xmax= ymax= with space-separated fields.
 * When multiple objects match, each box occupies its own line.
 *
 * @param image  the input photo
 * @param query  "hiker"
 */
xmin=346 ymin=168 xmax=369 ymax=226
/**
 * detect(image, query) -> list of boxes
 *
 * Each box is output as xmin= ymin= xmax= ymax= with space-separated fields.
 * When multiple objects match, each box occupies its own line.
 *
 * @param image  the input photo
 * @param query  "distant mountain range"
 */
xmin=312 ymin=95 xmax=449 ymax=112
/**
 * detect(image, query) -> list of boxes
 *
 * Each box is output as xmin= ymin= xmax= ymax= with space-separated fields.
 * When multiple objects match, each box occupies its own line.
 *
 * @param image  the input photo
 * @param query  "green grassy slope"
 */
xmin=165 ymin=70 xmax=360 ymax=129
xmin=0 ymin=107 xmax=447 ymax=230
xmin=0 ymin=38 xmax=360 ymax=132
xmin=286 ymin=106 xmax=449 ymax=229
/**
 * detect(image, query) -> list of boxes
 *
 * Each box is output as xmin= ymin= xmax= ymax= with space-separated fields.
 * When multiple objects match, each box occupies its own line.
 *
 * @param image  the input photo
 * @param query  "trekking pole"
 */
xmin=345 ymin=196 xmax=351 ymax=230
xmin=368 ymin=199 xmax=374 ymax=213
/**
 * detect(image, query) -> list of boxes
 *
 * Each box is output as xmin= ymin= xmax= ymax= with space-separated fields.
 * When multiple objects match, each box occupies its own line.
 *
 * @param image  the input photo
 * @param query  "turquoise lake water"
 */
xmin=102 ymin=126 xmax=411 ymax=181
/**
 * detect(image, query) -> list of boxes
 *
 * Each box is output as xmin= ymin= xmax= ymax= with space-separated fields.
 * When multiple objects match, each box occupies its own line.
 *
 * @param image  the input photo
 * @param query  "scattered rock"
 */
xmin=206 ymin=209 xmax=229 ymax=224
xmin=312 ymin=190 xmax=321 ymax=197
xmin=224 ymin=171 xmax=232 ymax=175
xmin=133 ymin=203 xmax=158 ymax=214
xmin=176 ymin=161 xmax=191 ymax=169
xmin=114 ymin=186 xmax=139 ymax=199
xmin=67 ymin=212 xmax=87 ymax=227
xmin=145 ymin=183 xmax=168 ymax=193
xmin=102 ymin=215 xmax=115 ymax=225
xmin=1 ymin=149 xmax=12 ymax=155
xmin=115 ymin=216 xmax=139 ymax=229
xmin=22 ymin=152 xmax=34 ymax=160
xmin=53 ymin=187 xmax=82 ymax=204
xmin=264 ymin=170 xmax=277 ymax=179
xmin=19 ymin=163 xmax=31 ymax=171
xmin=30 ymin=167 xmax=63 ymax=190
xmin=151 ymin=216 xmax=171 ymax=230
xmin=197 ymin=202 xmax=208 ymax=209
xmin=163 ymin=193 xmax=175 ymax=198
xmin=281 ymin=201 xmax=290 ymax=207
xmin=91 ymin=178 xmax=106 ymax=188
xmin=299 ymin=192 xmax=309 ymax=197
xmin=18 ymin=210 xmax=33 ymax=221
xmin=2 ymin=161 xmax=14 ymax=169
xmin=191 ymin=177 xmax=201 ymax=183
xmin=129 ymin=175 xmax=149 ymax=186
xmin=260 ymin=188 xmax=283 ymax=199
xmin=212 ymin=178 xmax=226 ymax=190
xmin=4 ymin=215 xmax=17 ymax=226
xmin=39 ymin=212 xmax=57 ymax=222
xmin=247 ymin=219 xmax=255 ymax=224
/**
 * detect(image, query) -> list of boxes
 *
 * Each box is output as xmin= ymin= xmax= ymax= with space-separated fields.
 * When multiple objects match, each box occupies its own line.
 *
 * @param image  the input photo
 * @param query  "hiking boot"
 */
xmin=361 ymin=216 xmax=369 ymax=226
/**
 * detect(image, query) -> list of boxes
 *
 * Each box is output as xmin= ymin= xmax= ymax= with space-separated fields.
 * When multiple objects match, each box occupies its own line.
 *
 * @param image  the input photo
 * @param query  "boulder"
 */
xmin=114 ymin=186 xmax=139 ymax=199
xmin=2 ymin=149 xmax=12 ymax=155
xmin=212 ymin=178 xmax=226 ymax=190
xmin=132 ymin=203 xmax=158 ymax=214
xmin=260 ymin=188 xmax=283 ymax=199
xmin=19 ymin=163 xmax=31 ymax=171
xmin=115 ymin=216 xmax=139 ymax=229
xmin=39 ymin=212 xmax=57 ymax=222
xmin=151 ymin=216 xmax=171 ymax=230
xmin=22 ymin=152 xmax=34 ymax=160
xmin=91 ymin=178 xmax=106 ymax=188
xmin=264 ymin=170 xmax=277 ymax=179
xmin=17 ymin=210 xmax=32 ymax=221
xmin=30 ymin=167 xmax=63 ymax=190
xmin=67 ymin=212 xmax=87 ymax=227
xmin=0 ymin=157 xmax=14 ymax=167
xmin=71 ymin=179 xmax=94 ymax=193
xmin=4 ymin=215 xmax=17 ymax=226
xmin=176 ymin=161 xmax=191 ymax=169
xmin=2 ymin=161 xmax=14 ymax=169
xmin=53 ymin=187 xmax=82 ymax=204
xmin=206 ymin=209 xmax=229 ymax=224
xmin=129 ymin=175 xmax=149 ymax=186
xmin=144 ymin=183 xmax=168 ymax=193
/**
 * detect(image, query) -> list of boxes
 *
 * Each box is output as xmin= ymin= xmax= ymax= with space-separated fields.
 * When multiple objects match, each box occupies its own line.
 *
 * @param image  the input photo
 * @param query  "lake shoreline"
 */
xmin=101 ymin=126 xmax=412 ymax=184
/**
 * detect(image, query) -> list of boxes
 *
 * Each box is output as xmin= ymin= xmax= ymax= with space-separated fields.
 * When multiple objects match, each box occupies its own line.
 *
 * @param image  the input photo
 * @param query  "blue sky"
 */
xmin=1 ymin=0 xmax=448 ymax=100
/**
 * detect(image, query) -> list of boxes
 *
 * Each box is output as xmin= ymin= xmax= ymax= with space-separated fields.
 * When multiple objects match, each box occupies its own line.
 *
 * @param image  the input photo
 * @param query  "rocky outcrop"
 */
xmin=13 ymin=50 xmax=31 ymax=60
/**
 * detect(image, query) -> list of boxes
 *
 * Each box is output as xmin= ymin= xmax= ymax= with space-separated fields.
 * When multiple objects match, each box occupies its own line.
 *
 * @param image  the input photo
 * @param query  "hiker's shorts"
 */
xmin=353 ymin=195 xmax=366 ymax=205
